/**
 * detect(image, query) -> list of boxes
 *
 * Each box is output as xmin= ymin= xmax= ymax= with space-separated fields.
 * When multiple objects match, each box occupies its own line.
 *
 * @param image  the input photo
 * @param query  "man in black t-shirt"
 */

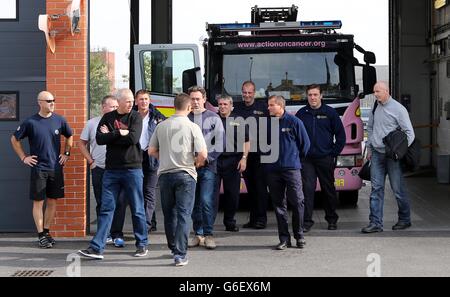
xmin=233 ymin=81 xmax=270 ymax=229
xmin=11 ymin=91 xmax=73 ymax=249
xmin=216 ymin=95 xmax=250 ymax=232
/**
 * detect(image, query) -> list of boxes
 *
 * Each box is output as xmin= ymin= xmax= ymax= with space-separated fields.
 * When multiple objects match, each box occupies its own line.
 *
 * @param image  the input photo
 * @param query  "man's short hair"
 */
xmin=217 ymin=95 xmax=233 ymax=105
xmin=114 ymin=88 xmax=133 ymax=101
xmin=101 ymin=95 xmax=117 ymax=106
xmin=241 ymin=80 xmax=256 ymax=91
xmin=306 ymin=84 xmax=322 ymax=94
xmin=135 ymin=89 xmax=150 ymax=98
xmin=268 ymin=95 xmax=286 ymax=109
xmin=174 ymin=93 xmax=192 ymax=110
xmin=187 ymin=86 xmax=206 ymax=98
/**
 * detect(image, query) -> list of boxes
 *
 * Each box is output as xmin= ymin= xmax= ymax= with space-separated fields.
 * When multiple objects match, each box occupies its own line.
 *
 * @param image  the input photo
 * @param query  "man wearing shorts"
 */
xmin=11 ymin=91 xmax=73 ymax=248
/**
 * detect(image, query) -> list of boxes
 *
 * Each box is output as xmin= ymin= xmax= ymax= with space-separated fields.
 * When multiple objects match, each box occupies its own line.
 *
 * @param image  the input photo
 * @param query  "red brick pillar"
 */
xmin=46 ymin=0 xmax=87 ymax=237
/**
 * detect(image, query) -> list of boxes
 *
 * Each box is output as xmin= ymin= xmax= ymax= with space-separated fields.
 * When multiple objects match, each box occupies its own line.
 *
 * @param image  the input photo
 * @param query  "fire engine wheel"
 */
xmin=339 ymin=190 xmax=359 ymax=207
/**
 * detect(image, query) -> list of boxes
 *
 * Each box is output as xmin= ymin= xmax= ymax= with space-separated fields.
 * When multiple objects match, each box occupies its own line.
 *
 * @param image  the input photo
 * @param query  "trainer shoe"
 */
xmin=204 ymin=236 xmax=217 ymax=249
xmin=392 ymin=222 xmax=412 ymax=230
xmin=174 ymin=255 xmax=189 ymax=267
xmin=38 ymin=236 xmax=53 ymax=248
xmin=296 ymin=238 xmax=306 ymax=249
xmin=78 ymin=247 xmax=104 ymax=260
xmin=44 ymin=233 xmax=56 ymax=245
xmin=106 ymin=236 xmax=113 ymax=244
xmin=188 ymin=235 xmax=205 ymax=248
xmin=113 ymin=237 xmax=125 ymax=248
xmin=134 ymin=246 xmax=148 ymax=257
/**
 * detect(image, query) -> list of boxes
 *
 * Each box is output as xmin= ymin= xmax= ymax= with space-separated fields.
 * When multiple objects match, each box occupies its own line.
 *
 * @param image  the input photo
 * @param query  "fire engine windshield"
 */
xmin=220 ymin=52 xmax=354 ymax=103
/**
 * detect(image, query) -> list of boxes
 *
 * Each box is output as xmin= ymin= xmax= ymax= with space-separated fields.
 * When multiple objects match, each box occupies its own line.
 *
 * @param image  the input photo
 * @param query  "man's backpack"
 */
xmin=403 ymin=138 xmax=421 ymax=171
xmin=383 ymin=128 xmax=408 ymax=161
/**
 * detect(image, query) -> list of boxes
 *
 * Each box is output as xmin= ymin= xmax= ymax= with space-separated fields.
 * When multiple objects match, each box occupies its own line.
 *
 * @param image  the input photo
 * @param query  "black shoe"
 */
xmin=150 ymin=225 xmax=157 ymax=232
xmin=296 ymin=238 xmax=306 ymax=249
xmin=328 ymin=223 xmax=337 ymax=230
xmin=254 ymin=222 xmax=266 ymax=229
xmin=44 ymin=233 xmax=56 ymax=245
xmin=38 ymin=236 xmax=52 ymax=249
xmin=361 ymin=224 xmax=383 ymax=233
xmin=276 ymin=241 xmax=292 ymax=250
xmin=392 ymin=222 xmax=411 ymax=230
xmin=242 ymin=222 xmax=254 ymax=229
xmin=134 ymin=246 xmax=149 ymax=257
xmin=303 ymin=225 xmax=312 ymax=233
xmin=78 ymin=247 xmax=104 ymax=259
xmin=225 ymin=225 xmax=239 ymax=232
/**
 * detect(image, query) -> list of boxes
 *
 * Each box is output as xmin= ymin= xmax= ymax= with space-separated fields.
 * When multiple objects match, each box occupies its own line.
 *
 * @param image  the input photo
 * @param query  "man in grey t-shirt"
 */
xmin=149 ymin=93 xmax=207 ymax=267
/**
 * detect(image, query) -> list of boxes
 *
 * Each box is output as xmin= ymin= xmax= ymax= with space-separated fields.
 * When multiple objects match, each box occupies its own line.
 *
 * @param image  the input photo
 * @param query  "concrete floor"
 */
xmin=1 ymin=172 xmax=449 ymax=277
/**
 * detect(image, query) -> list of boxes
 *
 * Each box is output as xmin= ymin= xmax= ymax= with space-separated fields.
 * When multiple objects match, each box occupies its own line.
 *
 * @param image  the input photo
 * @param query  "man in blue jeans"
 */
xmin=187 ymin=86 xmax=224 ymax=250
xmin=78 ymin=89 xmax=148 ymax=259
xmin=78 ymin=95 xmax=126 ymax=248
xmin=149 ymin=93 xmax=208 ymax=267
xmin=362 ymin=82 xmax=415 ymax=233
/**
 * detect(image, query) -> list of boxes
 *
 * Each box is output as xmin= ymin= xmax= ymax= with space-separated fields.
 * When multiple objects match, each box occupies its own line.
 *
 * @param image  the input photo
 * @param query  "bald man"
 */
xmin=11 ymin=91 xmax=73 ymax=248
xmin=78 ymin=88 xmax=148 ymax=260
xmin=362 ymin=82 xmax=415 ymax=233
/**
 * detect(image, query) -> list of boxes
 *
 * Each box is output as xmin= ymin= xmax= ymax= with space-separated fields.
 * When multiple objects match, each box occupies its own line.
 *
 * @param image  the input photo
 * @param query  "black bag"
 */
xmin=383 ymin=129 xmax=408 ymax=161
xmin=402 ymin=139 xmax=421 ymax=171
xmin=358 ymin=160 xmax=371 ymax=181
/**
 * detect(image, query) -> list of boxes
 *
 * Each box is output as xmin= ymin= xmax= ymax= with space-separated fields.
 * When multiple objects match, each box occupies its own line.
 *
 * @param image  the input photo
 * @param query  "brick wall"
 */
xmin=46 ymin=0 xmax=87 ymax=237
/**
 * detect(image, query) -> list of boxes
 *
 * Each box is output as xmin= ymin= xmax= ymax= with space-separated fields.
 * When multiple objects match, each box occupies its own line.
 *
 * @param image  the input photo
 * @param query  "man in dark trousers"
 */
xmin=78 ymin=88 xmax=148 ymax=259
xmin=266 ymin=95 xmax=310 ymax=250
xmin=233 ymin=81 xmax=270 ymax=229
xmin=296 ymin=84 xmax=345 ymax=232
xmin=216 ymin=95 xmax=250 ymax=232
xmin=135 ymin=89 xmax=166 ymax=234
xmin=11 ymin=91 xmax=73 ymax=248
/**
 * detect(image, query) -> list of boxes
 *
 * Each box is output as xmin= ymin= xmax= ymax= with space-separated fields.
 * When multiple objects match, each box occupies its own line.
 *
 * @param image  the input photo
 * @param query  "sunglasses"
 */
xmin=39 ymin=99 xmax=55 ymax=103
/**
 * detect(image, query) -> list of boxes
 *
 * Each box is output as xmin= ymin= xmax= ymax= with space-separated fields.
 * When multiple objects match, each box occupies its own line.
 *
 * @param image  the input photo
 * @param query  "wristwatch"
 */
xmin=64 ymin=151 xmax=70 ymax=156
xmin=242 ymin=155 xmax=247 ymax=160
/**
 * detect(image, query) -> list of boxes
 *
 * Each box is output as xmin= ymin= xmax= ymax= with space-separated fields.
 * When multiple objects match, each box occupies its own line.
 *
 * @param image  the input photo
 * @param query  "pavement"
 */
xmin=1 ymin=172 xmax=450 ymax=277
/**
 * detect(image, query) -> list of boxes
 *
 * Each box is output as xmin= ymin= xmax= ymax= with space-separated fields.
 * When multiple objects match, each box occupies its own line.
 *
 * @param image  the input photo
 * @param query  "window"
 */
xmin=141 ymin=49 xmax=196 ymax=95
xmin=0 ymin=0 xmax=18 ymax=21
xmin=222 ymin=52 xmax=352 ymax=101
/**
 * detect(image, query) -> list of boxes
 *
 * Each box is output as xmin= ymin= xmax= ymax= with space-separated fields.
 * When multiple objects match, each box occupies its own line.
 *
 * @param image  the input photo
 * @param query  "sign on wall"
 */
xmin=0 ymin=0 xmax=17 ymax=20
xmin=0 ymin=92 xmax=19 ymax=121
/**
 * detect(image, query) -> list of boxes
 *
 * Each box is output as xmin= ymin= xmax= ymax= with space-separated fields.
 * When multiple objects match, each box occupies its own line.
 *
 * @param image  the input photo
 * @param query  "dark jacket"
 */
xmin=383 ymin=128 xmax=408 ymax=161
xmin=96 ymin=109 xmax=143 ymax=170
xmin=147 ymin=104 xmax=166 ymax=171
xmin=265 ymin=112 xmax=310 ymax=171
xmin=295 ymin=103 xmax=345 ymax=158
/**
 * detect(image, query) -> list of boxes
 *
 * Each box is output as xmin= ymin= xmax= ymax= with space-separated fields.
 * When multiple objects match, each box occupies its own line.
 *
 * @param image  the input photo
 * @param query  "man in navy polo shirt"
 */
xmin=11 ymin=91 xmax=73 ymax=248
xmin=296 ymin=84 xmax=345 ymax=232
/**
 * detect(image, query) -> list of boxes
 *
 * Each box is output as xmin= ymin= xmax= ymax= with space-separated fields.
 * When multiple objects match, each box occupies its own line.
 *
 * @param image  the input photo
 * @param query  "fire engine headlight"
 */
xmin=336 ymin=156 xmax=355 ymax=167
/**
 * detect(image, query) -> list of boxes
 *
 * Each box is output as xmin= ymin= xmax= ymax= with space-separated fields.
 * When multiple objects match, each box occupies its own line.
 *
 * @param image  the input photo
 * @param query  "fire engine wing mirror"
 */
xmin=363 ymin=65 xmax=377 ymax=95
xmin=182 ymin=67 xmax=201 ymax=93
xmin=364 ymin=51 xmax=376 ymax=64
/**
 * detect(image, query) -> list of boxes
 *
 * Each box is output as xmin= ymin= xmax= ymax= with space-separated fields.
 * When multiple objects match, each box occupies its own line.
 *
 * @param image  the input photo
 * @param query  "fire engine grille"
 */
xmin=11 ymin=270 xmax=54 ymax=277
